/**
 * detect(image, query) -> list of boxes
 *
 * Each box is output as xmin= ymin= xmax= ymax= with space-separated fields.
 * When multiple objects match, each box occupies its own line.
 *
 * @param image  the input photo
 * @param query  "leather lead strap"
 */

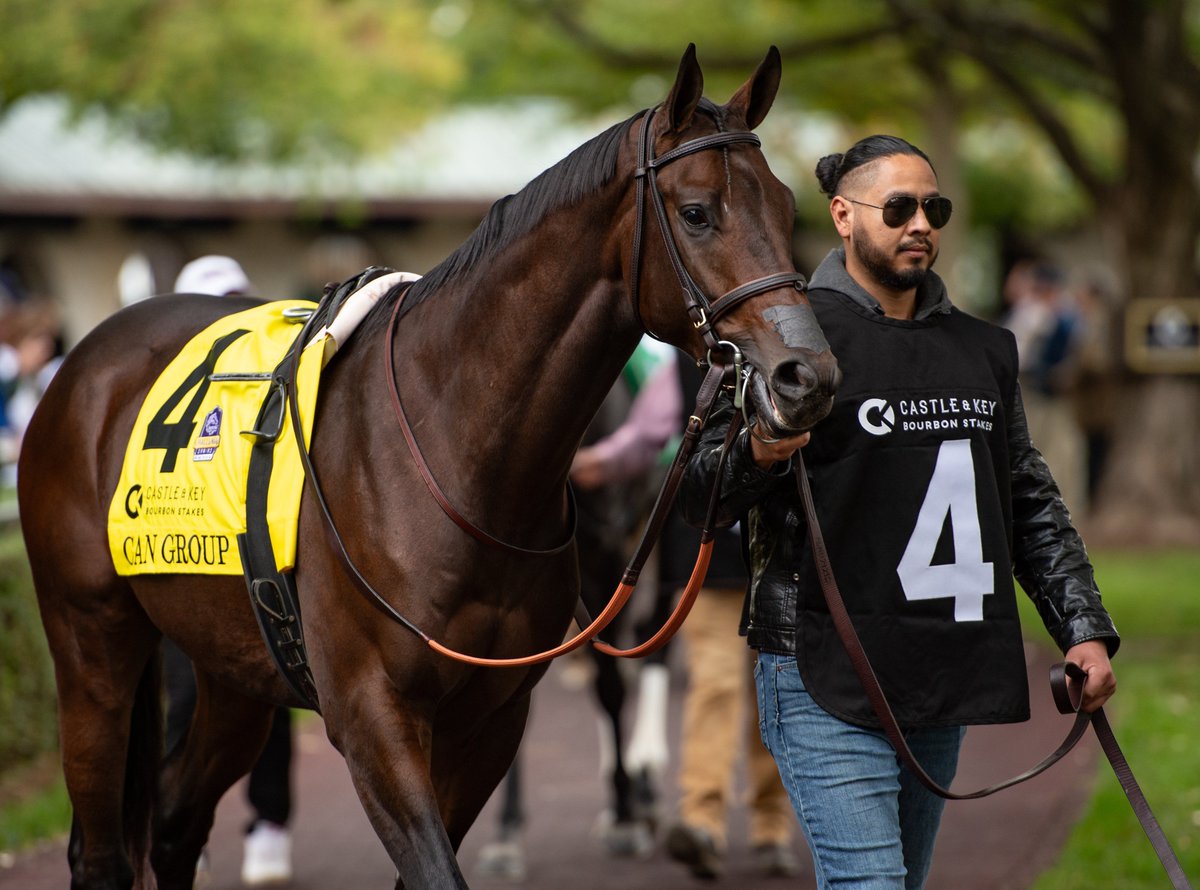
xmin=793 ymin=453 xmax=1191 ymax=888
xmin=592 ymin=398 xmax=744 ymax=658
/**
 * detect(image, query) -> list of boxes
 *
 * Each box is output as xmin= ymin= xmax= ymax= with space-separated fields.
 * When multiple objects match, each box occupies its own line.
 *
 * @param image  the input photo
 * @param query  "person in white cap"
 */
xmin=174 ymin=255 xmax=253 ymax=297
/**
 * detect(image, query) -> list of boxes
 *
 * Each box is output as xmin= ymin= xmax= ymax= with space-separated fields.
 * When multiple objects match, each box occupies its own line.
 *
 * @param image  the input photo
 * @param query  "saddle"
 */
xmin=107 ymin=267 xmax=412 ymax=710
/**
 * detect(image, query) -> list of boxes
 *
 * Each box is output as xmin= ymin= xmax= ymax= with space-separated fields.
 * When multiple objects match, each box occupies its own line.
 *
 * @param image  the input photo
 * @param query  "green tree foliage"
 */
xmin=0 ymin=0 xmax=460 ymax=159
xmin=0 ymin=0 xmax=1099 ymax=228
xmin=436 ymin=0 xmax=1100 ymax=229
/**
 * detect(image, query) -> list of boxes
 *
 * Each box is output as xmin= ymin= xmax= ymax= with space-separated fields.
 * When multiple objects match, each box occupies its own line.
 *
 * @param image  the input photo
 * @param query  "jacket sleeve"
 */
xmin=679 ymin=390 xmax=794 ymax=529
xmin=1008 ymin=384 xmax=1120 ymax=656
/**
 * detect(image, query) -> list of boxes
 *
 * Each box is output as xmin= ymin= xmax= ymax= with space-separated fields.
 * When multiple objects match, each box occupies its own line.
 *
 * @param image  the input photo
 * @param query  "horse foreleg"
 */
xmin=152 ymin=665 xmax=276 ymax=890
xmin=328 ymin=690 xmax=469 ymax=890
xmin=437 ymin=694 xmax=531 ymax=851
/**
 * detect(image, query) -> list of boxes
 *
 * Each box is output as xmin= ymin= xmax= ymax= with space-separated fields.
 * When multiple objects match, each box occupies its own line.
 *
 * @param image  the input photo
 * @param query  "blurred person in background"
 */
xmin=0 ymin=303 xmax=64 ymax=485
xmin=1064 ymin=278 xmax=1124 ymax=508
xmin=166 ymin=255 xmax=296 ymax=887
xmin=569 ymin=346 xmax=801 ymax=881
xmin=1000 ymin=260 xmax=1087 ymax=514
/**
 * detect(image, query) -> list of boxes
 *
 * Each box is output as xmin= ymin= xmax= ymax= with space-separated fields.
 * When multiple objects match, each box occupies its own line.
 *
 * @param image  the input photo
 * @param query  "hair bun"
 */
xmin=814 ymin=153 xmax=844 ymax=197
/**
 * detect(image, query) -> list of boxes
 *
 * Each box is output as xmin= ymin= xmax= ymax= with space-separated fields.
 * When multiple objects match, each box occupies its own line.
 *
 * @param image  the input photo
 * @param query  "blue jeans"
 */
xmin=755 ymin=652 xmax=965 ymax=890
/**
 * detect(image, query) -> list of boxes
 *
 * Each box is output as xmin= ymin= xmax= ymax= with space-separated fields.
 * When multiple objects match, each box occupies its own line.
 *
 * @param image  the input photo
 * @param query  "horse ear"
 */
xmin=726 ymin=45 xmax=782 ymax=130
xmin=664 ymin=43 xmax=704 ymax=133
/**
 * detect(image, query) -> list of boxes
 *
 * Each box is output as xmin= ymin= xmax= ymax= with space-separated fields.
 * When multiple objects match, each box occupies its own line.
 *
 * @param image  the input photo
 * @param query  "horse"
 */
xmin=19 ymin=44 xmax=838 ymax=889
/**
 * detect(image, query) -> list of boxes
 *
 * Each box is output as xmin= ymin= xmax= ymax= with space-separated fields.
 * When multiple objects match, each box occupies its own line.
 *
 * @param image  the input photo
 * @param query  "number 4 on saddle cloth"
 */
xmin=106 ymin=268 xmax=418 ymax=707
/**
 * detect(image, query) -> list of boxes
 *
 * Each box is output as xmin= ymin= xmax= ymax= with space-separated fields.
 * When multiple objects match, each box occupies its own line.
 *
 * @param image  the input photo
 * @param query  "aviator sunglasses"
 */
xmin=848 ymin=195 xmax=953 ymax=229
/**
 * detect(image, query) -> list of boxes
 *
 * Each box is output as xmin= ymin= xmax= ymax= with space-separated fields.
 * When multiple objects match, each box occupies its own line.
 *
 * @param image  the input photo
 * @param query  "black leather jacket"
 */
xmin=679 ymin=385 xmax=1120 ymax=659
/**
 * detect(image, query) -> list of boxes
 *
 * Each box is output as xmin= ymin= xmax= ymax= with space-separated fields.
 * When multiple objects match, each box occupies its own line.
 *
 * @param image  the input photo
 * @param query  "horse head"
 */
xmin=628 ymin=44 xmax=839 ymax=435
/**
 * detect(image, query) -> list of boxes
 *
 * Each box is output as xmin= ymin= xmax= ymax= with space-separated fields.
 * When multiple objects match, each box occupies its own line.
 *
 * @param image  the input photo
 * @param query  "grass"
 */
xmin=1019 ymin=550 xmax=1200 ymax=889
xmin=0 ymin=766 xmax=69 ymax=854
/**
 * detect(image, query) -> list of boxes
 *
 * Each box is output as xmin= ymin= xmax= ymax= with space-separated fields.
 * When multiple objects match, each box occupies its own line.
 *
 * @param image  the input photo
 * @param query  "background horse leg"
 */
xmin=471 ymin=757 xmax=528 ymax=881
xmin=589 ymin=649 xmax=655 ymax=857
xmin=152 ymin=661 xmax=276 ymax=890
xmin=35 ymin=582 xmax=160 ymax=890
xmin=621 ymin=587 xmax=678 ymax=837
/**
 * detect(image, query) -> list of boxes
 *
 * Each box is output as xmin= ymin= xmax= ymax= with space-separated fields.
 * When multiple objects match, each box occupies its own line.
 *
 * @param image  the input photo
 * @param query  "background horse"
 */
xmin=19 ymin=45 xmax=837 ymax=889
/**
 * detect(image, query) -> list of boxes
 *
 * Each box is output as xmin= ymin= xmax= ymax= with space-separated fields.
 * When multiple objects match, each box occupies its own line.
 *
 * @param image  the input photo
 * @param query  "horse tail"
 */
xmin=123 ymin=647 xmax=163 ymax=878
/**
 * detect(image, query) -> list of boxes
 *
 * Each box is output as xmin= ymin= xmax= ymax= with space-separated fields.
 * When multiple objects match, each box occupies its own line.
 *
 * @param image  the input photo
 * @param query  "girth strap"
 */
xmin=239 ymin=346 xmax=321 ymax=710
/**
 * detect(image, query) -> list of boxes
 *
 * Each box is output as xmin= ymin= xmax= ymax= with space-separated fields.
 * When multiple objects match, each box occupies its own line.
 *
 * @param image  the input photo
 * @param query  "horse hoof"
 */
xmin=592 ymin=810 xmax=655 ymax=859
xmin=603 ymin=821 xmax=655 ymax=859
xmin=474 ymin=840 xmax=528 ymax=882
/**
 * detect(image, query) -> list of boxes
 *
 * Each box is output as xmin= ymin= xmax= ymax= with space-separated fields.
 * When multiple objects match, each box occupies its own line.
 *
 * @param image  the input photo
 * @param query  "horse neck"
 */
xmin=387 ymin=207 xmax=645 ymax=536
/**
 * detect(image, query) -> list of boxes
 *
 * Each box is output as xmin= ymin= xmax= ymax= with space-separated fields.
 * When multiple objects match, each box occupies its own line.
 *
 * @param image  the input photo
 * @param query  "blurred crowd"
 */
xmin=999 ymin=258 xmax=1125 ymax=517
xmin=0 ymin=267 xmax=64 ymax=489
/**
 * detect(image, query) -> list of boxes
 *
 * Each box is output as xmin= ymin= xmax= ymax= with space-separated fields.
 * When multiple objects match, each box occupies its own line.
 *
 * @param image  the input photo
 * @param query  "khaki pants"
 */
xmin=676 ymin=586 xmax=794 ymax=849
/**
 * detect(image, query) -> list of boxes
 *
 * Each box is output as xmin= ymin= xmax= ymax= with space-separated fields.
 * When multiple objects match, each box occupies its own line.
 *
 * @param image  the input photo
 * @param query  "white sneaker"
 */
xmin=240 ymin=822 xmax=292 ymax=886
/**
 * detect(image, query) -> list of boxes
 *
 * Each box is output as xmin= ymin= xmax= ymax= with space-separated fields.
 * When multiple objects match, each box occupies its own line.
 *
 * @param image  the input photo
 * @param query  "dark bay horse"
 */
xmin=19 ymin=45 xmax=838 ymax=889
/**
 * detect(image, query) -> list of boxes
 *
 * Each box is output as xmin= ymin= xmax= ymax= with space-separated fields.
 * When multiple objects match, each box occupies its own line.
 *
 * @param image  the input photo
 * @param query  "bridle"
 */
xmin=629 ymin=104 xmax=807 ymax=351
xmin=285 ymin=106 xmax=809 ymax=667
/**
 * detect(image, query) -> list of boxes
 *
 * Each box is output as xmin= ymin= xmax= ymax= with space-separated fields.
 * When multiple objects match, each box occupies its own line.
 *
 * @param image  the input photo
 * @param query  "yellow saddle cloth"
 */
xmin=108 ymin=300 xmax=324 ymax=576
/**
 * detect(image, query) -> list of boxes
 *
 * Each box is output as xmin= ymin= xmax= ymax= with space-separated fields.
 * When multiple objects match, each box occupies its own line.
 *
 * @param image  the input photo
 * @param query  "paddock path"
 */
xmin=1 ymin=643 xmax=1096 ymax=889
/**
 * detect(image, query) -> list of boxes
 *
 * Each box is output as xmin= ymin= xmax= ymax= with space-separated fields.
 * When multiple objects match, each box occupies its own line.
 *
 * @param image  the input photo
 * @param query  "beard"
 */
xmin=852 ymin=226 xmax=938 ymax=292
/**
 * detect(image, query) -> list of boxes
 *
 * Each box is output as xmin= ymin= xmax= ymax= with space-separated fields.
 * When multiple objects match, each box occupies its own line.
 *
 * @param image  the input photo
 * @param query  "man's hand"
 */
xmin=569 ymin=447 xmax=607 ymax=491
xmin=1064 ymin=639 xmax=1116 ymax=713
xmin=749 ymin=425 xmax=810 ymax=469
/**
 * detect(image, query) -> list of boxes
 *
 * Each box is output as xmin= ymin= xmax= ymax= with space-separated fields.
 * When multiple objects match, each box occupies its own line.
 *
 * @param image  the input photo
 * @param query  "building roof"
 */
xmin=0 ymin=96 xmax=600 ymax=220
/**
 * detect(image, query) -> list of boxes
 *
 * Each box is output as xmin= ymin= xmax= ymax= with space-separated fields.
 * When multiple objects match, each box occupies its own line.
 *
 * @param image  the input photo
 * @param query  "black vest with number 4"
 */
xmin=798 ymin=289 xmax=1028 ymax=729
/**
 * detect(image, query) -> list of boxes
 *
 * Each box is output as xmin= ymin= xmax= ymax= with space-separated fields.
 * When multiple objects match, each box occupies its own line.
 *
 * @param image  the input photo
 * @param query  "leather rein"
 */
xmin=286 ymin=106 xmax=800 ymax=667
xmin=792 ymin=453 xmax=1192 ymax=888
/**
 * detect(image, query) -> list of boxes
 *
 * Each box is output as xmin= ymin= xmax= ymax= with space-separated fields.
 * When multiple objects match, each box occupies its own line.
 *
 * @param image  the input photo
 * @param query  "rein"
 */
xmin=286 ymin=280 xmax=741 ymax=666
xmin=384 ymin=293 xmax=578 ymax=558
xmin=793 ymin=453 xmax=1192 ymax=889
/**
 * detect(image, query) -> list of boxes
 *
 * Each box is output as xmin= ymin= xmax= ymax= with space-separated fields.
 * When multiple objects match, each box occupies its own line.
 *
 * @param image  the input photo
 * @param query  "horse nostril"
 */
xmin=771 ymin=360 xmax=819 ymax=400
xmin=827 ymin=361 xmax=843 ymax=392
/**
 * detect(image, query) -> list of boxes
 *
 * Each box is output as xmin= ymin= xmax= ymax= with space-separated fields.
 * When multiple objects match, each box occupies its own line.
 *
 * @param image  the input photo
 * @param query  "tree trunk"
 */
xmin=1088 ymin=377 xmax=1200 ymax=546
xmin=1085 ymin=199 xmax=1200 ymax=546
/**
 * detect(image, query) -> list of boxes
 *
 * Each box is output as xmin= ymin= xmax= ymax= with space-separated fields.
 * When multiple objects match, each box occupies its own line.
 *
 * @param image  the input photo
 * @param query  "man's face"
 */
xmin=840 ymin=154 xmax=942 ymax=294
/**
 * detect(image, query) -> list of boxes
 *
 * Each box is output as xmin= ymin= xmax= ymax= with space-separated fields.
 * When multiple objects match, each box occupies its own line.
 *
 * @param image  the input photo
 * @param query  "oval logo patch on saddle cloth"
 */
xmin=107 ymin=300 xmax=323 ymax=576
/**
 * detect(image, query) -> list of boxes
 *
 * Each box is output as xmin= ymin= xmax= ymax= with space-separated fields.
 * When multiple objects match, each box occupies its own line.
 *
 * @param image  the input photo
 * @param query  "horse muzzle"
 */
xmin=749 ymin=347 xmax=840 ymax=435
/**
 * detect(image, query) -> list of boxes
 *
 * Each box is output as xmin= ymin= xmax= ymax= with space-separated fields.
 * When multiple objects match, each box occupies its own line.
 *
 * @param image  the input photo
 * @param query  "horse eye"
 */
xmin=680 ymin=206 xmax=710 ymax=228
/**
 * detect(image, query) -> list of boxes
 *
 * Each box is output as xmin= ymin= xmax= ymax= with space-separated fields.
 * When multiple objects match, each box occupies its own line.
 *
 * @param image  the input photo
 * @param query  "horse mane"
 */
xmin=355 ymin=108 xmax=647 ymax=338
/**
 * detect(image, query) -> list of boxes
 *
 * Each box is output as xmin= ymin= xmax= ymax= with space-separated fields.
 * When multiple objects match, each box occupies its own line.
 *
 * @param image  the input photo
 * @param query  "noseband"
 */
xmin=628 ymin=105 xmax=807 ymax=351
